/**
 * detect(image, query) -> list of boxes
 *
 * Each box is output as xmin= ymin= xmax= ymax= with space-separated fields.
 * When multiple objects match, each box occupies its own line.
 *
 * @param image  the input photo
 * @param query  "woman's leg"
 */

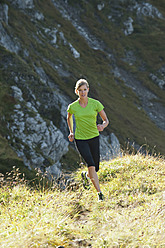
xmin=88 ymin=166 xmax=101 ymax=192
xmin=75 ymin=139 xmax=95 ymax=167
xmin=75 ymin=138 xmax=102 ymax=192
xmin=88 ymin=136 xmax=100 ymax=172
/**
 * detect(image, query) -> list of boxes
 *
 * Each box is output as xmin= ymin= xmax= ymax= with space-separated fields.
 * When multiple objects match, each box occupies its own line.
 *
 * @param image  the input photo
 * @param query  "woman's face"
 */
xmin=76 ymin=84 xmax=89 ymax=99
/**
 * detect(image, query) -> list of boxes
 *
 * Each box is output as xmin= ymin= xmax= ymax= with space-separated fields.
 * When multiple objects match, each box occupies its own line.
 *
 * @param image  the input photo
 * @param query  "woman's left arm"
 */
xmin=97 ymin=109 xmax=109 ymax=132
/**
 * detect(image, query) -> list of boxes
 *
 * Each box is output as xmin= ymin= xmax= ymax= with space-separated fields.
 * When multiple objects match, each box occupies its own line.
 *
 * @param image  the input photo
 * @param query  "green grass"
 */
xmin=0 ymin=153 xmax=164 ymax=247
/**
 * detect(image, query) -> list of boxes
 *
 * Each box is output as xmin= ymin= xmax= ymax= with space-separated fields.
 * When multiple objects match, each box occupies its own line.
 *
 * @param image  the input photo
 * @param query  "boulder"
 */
xmin=9 ymin=86 xmax=69 ymax=176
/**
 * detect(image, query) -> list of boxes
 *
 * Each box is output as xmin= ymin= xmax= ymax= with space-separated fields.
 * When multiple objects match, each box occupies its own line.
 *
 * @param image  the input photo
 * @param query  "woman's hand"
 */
xmin=97 ymin=110 xmax=109 ymax=132
xmin=97 ymin=124 xmax=104 ymax=132
xmin=68 ymin=132 xmax=74 ymax=142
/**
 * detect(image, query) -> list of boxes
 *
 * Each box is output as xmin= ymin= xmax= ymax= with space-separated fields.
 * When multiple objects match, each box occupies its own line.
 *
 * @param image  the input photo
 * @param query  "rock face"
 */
xmin=100 ymin=134 xmax=122 ymax=160
xmin=0 ymin=23 xmax=20 ymax=54
xmin=8 ymin=86 xmax=69 ymax=177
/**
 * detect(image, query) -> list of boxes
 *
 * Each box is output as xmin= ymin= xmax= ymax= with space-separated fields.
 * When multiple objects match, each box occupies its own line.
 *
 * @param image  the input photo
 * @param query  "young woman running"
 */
xmin=67 ymin=79 xmax=109 ymax=201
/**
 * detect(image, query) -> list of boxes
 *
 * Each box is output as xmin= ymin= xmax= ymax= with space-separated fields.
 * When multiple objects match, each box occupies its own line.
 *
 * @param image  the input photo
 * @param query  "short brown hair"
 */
xmin=75 ymin=79 xmax=89 ymax=95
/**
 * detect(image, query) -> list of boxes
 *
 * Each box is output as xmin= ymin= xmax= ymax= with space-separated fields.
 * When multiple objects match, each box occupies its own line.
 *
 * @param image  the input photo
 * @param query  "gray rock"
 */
xmin=97 ymin=3 xmax=105 ymax=11
xmin=34 ymin=65 xmax=48 ymax=84
xmin=8 ymin=87 xmax=69 ymax=176
xmin=11 ymin=86 xmax=24 ymax=101
xmin=100 ymin=133 xmax=121 ymax=160
xmin=34 ymin=11 xmax=44 ymax=21
xmin=31 ymin=154 xmax=45 ymax=166
xmin=110 ymin=133 xmax=122 ymax=158
xmin=59 ymin=31 xmax=67 ymax=45
xmin=0 ymin=4 xmax=8 ymax=24
xmin=7 ymin=0 xmax=34 ymax=9
xmin=124 ymin=17 xmax=134 ymax=35
xmin=150 ymin=73 xmax=165 ymax=90
xmin=135 ymin=3 xmax=164 ymax=19
xmin=69 ymin=43 xmax=80 ymax=59
xmin=45 ymin=161 xmax=61 ymax=179
xmin=0 ymin=23 xmax=20 ymax=54
xmin=15 ymin=104 xmax=21 ymax=109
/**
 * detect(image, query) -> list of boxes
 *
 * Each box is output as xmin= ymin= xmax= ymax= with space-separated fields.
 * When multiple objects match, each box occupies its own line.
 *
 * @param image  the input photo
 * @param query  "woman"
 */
xmin=67 ymin=79 xmax=109 ymax=201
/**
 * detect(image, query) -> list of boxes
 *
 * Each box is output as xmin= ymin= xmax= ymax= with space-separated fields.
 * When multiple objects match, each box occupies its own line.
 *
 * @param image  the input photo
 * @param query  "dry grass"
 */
xmin=0 ymin=153 xmax=165 ymax=247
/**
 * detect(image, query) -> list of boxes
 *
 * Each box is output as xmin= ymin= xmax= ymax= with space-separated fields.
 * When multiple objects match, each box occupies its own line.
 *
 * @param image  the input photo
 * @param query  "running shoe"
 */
xmin=81 ymin=171 xmax=90 ymax=190
xmin=98 ymin=192 xmax=105 ymax=201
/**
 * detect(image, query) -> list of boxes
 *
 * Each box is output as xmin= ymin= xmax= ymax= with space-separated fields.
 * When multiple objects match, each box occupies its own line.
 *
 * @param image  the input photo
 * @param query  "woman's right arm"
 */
xmin=67 ymin=112 xmax=74 ymax=142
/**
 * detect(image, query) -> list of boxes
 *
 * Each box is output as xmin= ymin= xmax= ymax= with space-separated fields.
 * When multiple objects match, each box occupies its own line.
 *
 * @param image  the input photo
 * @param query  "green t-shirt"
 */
xmin=67 ymin=97 xmax=104 ymax=140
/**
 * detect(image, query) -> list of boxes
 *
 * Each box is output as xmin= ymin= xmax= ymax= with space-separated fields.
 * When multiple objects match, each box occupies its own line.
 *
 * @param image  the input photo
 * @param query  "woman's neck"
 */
xmin=79 ymin=97 xmax=88 ymax=107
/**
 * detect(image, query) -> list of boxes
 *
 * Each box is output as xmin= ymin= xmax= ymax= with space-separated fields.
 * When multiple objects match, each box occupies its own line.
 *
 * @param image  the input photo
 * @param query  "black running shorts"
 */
xmin=75 ymin=135 xmax=100 ymax=172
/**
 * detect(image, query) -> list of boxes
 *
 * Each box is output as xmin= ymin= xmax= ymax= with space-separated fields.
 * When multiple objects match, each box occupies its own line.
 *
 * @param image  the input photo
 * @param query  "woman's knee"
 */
xmin=88 ymin=166 xmax=96 ymax=178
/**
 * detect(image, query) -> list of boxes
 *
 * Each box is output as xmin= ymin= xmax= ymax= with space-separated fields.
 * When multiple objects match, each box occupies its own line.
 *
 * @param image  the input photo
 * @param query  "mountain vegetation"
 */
xmin=0 ymin=153 xmax=164 ymax=247
xmin=0 ymin=0 xmax=165 ymax=176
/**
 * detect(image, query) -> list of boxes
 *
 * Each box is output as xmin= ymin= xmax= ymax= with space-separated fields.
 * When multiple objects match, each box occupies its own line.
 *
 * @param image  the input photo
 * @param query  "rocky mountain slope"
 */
xmin=0 ymin=0 xmax=165 ymax=178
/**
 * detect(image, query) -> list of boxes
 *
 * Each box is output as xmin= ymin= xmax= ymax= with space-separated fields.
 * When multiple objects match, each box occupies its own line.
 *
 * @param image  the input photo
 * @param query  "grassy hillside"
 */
xmin=0 ymin=153 xmax=164 ymax=247
xmin=0 ymin=0 xmax=165 ymax=175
